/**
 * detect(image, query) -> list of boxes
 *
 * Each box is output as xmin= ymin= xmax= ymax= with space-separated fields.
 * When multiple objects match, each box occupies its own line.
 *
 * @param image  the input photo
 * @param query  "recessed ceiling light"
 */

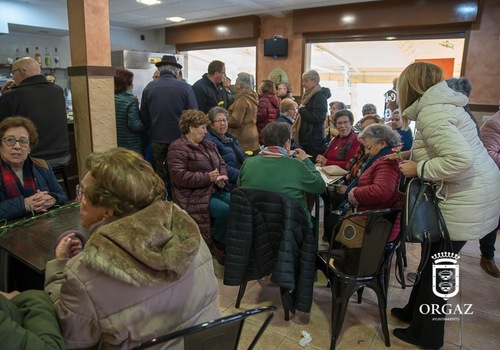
xmin=137 ymin=0 xmax=161 ymax=5
xmin=386 ymin=36 xmax=397 ymax=40
xmin=166 ymin=17 xmax=185 ymax=23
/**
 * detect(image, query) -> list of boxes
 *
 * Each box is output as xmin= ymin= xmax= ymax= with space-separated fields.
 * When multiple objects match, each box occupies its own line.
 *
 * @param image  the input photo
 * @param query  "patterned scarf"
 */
xmin=259 ymin=146 xmax=289 ymax=158
xmin=0 ymin=158 xmax=36 ymax=199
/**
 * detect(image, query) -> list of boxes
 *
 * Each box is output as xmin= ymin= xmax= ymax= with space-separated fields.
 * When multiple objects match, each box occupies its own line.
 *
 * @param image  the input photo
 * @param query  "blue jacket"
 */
xmin=0 ymin=158 xmax=68 ymax=221
xmin=204 ymin=128 xmax=247 ymax=185
xmin=140 ymin=72 xmax=198 ymax=144
xmin=396 ymin=127 xmax=413 ymax=151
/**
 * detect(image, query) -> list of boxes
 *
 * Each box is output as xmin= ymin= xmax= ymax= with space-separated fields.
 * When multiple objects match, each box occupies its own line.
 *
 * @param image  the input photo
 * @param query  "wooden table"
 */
xmin=0 ymin=203 xmax=84 ymax=291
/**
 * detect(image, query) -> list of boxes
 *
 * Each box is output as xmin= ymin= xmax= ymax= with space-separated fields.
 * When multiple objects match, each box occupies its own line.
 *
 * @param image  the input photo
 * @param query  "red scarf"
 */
xmin=0 ymin=158 xmax=36 ymax=199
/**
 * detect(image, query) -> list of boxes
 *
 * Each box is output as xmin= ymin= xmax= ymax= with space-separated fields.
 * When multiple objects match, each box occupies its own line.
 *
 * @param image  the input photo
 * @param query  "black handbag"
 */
xmin=402 ymin=161 xmax=447 ymax=243
xmin=399 ymin=161 xmax=452 ymax=285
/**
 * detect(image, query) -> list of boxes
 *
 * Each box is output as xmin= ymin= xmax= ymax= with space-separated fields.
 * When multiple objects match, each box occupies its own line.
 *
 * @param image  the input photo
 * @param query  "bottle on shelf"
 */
xmin=34 ymin=47 xmax=42 ymax=65
xmin=53 ymin=48 xmax=60 ymax=68
xmin=25 ymin=47 xmax=30 ymax=57
xmin=43 ymin=47 xmax=51 ymax=68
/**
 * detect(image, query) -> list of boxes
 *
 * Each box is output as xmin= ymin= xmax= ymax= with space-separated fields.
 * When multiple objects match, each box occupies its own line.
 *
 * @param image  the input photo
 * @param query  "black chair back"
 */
xmin=132 ymin=306 xmax=276 ymax=350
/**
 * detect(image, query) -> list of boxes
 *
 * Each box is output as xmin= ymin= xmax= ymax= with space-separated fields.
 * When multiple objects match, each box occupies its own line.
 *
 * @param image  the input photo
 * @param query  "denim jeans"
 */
xmin=210 ymin=191 xmax=231 ymax=244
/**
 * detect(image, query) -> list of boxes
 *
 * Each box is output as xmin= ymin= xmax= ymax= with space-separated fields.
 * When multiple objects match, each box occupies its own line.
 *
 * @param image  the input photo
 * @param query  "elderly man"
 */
xmin=192 ymin=60 xmax=229 ymax=113
xmin=140 ymin=55 xmax=197 ymax=197
xmin=0 ymin=57 xmax=70 ymax=167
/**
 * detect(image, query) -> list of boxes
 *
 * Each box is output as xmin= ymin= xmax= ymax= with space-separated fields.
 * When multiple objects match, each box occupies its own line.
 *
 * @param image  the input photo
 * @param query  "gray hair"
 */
xmin=302 ymin=70 xmax=320 ymax=82
xmin=158 ymin=65 xmax=181 ymax=77
xmin=236 ymin=72 xmax=253 ymax=89
xmin=207 ymin=106 xmax=228 ymax=123
xmin=446 ymin=77 xmax=472 ymax=97
xmin=262 ymin=122 xmax=291 ymax=147
xmin=359 ymin=123 xmax=401 ymax=147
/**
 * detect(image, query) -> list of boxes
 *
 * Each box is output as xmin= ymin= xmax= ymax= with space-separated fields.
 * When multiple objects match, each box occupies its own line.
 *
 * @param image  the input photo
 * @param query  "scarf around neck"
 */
xmin=0 ymin=158 xmax=36 ymax=199
xmin=260 ymin=146 xmax=289 ymax=158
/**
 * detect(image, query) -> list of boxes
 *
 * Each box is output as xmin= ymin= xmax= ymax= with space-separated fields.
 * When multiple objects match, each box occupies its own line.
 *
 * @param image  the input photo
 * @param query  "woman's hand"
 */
xmin=208 ymin=169 xmax=220 ymax=182
xmin=55 ymin=233 xmax=83 ymax=259
xmin=384 ymin=150 xmax=411 ymax=161
xmin=315 ymin=154 xmax=327 ymax=166
xmin=24 ymin=191 xmax=56 ymax=213
xmin=399 ymin=160 xmax=418 ymax=178
xmin=348 ymin=187 xmax=359 ymax=205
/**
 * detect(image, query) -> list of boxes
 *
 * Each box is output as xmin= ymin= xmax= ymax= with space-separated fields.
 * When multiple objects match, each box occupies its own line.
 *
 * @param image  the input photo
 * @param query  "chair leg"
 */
xmin=235 ymin=281 xmax=247 ymax=308
xmin=330 ymin=278 xmax=357 ymax=350
xmin=372 ymin=278 xmax=391 ymax=347
xmin=395 ymin=246 xmax=406 ymax=289
xmin=280 ymin=287 xmax=295 ymax=321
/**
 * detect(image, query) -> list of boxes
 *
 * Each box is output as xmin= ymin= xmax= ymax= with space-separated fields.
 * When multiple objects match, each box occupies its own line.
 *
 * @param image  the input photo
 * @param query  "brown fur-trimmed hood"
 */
xmin=80 ymin=200 xmax=201 ymax=286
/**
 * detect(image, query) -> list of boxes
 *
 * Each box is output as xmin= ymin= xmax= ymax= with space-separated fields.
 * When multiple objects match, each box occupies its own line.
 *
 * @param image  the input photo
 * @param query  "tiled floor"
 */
xmin=213 ymin=226 xmax=500 ymax=350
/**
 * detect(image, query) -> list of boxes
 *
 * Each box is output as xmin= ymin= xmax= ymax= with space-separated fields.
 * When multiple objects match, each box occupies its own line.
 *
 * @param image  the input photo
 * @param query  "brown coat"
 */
xmin=44 ymin=200 xmax=220 ymax=349
xmin=228 ymin=88 xmax=259 ymax=152
xmin=167 ymin=135 xmax=228 ymax=243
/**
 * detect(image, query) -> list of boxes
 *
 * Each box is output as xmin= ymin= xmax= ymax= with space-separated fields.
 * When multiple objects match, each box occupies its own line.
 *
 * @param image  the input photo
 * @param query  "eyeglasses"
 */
xmin=76 ymin=185 xmax=84 ymax=201
xmin=364 ymin=142 xmax=378 ymax=151
xmin=213 ymin=119 xmax=227 ymax=124
xmin=2 ymin=136 xmax=30 ymax=147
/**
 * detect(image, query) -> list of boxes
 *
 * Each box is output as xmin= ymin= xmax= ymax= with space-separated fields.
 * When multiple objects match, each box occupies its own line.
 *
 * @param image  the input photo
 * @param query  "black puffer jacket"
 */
xmin=223 ymin=187 xmax=317 ymax=312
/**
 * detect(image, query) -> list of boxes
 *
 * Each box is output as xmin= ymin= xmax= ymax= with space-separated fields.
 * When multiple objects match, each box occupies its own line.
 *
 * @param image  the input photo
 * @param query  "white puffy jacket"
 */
xmin=404 ymin=81 xmax=500 ymax=241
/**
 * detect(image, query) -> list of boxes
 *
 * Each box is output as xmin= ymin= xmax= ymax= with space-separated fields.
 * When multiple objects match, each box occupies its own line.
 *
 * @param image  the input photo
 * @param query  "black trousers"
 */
xmin=479 ymin=217 xmax=499 ymax=259
xmin=401 ymin=240 xmax=466 ymax=349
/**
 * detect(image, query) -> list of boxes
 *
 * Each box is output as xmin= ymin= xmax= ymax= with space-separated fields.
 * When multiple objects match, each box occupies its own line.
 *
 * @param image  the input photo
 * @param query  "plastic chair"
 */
xmin=132 ymin=305 xmax=276 ymax=350
xmin=316 ymin=209 xmax=399 ymax=350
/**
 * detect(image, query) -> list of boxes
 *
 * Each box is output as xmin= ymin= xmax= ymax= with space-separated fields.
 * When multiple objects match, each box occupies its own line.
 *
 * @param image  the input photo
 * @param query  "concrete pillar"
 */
xmin=66 ymin=0 xmax=116 ymax=180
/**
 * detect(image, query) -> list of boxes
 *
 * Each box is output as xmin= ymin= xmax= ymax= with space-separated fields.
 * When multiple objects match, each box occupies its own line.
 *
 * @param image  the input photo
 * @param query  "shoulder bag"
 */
xmin=399 ymin=160 xmax=452 ymax=285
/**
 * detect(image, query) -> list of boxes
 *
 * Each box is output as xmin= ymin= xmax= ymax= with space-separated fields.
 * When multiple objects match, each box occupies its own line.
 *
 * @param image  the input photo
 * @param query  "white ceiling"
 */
xmin=8 ymin=0 xmax=376 ymax=30
xmin=4 ymin=0 xmax=465 ymax=75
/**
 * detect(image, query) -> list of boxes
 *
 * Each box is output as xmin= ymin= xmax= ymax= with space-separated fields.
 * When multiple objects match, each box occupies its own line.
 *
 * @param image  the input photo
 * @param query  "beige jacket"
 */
xmin=228 ymin=88 xmax=259 ymax=152
xmin=45 ymin=201 xmax=220 ymax=349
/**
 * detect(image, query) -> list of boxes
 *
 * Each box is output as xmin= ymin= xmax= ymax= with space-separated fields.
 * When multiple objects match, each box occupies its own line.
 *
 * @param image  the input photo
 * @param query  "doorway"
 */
xmin=307 ymin=37 xmax=465 ymax=122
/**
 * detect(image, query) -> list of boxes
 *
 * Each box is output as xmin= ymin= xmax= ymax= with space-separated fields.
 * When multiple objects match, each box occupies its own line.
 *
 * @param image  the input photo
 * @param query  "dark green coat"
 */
xmin=115 ymin=90 xmax=146 ymax=155
xmin=0 ymin=290 xmax=64 ymax=349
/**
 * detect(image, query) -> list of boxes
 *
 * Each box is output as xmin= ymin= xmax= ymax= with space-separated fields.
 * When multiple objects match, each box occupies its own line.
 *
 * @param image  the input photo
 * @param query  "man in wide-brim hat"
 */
xmin=155 ymin=55 xmax=183 ymax=69
xmin=141 ymin=54 xmax=197 ymax=199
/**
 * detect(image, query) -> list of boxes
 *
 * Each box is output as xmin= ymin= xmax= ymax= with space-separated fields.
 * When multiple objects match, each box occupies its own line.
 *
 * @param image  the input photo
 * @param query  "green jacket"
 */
xmin=237 ymin=155 xmax=325 ymax=224
xmin=0 ymin=290 xmax=63 ymax=350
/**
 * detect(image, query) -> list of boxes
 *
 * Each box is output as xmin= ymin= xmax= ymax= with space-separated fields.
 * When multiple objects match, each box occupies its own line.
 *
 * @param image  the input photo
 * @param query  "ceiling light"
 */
xmin=166 ymin=17 xmax=186 ymax=23
xmin=341 ymin=15 xmax=355 ymax=25
xmin=385 ymin=36 xmax=397 ymax=40
xmin=137 ymin=0 xmax=161 ymax=5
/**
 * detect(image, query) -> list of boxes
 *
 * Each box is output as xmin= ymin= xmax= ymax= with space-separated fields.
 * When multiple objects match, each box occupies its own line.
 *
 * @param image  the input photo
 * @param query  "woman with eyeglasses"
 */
xmin=0 ymin=116 xmax=68 ymax=221
xmin=204 ymin=107 xmax=247 ymax=189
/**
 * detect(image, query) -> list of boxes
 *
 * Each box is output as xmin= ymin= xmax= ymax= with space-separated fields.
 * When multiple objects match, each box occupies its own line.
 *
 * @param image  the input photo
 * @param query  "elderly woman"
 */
xmin=0 ymin=116 xmax=67 ymax=221
xmin=257 ymin=79 xmax=280 ymax=144
xmin=205 ymin=106 xmax=247 ymax=189
xmin=227 ymin=72 xmax=259 ymax=153
xmin=238 ymin=122 xmax=325 ymax=224
xmin=316 ymin=109 xmax=360 ymax=169
xmin=168 ymin=110 xmax=230 ymax=265
xmin=325 ymin=101 xmax=345 ymax=140
xmin=344 ymin=124 xmax=402 ymax=241
xmin=390 ymin=109 xmax=413 ymax=151
xmin=114 ymin=68 xmax=146 ymax=155
xmin=44 ymin=147 xmax=219 ymax=349
xmin=393 ymin=62 xmax=500 ymax=349
xmin=291 ymin=70 xmax=331 ymax=160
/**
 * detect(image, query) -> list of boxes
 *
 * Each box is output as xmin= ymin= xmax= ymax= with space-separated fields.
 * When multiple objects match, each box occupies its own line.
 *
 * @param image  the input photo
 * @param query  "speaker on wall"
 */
xmin=264 ymin=37 xmax=288 ymax=58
